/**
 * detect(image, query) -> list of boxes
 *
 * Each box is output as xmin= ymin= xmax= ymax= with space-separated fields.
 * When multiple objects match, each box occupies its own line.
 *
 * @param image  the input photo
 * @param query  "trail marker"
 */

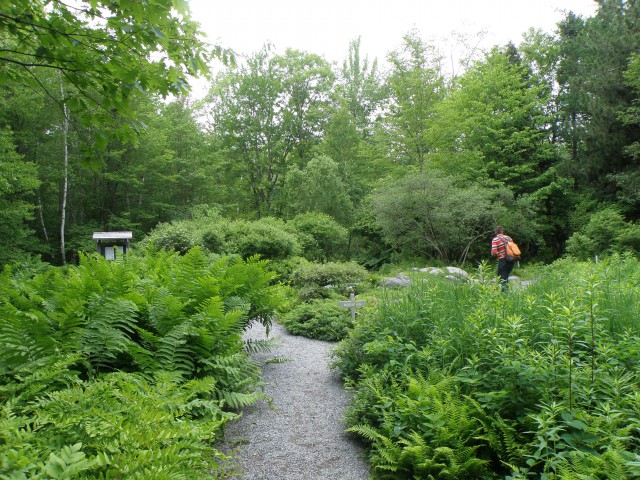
xmin=339 ymin=293 xmax=366 ymax=320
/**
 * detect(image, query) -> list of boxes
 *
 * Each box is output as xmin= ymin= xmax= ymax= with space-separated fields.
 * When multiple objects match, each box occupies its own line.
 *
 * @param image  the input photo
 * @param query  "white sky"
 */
xmin=188 ymin=0 xmax=598 ymax=67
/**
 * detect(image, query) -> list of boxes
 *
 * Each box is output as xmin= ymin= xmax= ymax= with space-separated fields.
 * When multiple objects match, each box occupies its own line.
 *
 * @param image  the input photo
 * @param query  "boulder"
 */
xmin=445 ymin=266 xmax=469 ymax=278
xmin=420 ymin=267 xmax=444 ymax=275
xmin=380 ymin=275 xmax=412 ymax=288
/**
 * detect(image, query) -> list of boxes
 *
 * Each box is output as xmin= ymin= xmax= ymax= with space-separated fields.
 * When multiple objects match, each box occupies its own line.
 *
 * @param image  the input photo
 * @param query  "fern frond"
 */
xmin=244 ymin=337 xmax=279 ymax=355
xmin=346 ymin=424 xmax=386 ymax=443
xmin=146 ymin=286 xmax=188 ymax=336
xmin=156 ymin=322 xmax=197 ymax=377
xmin=0 ymin=304 xmax=56 ymax=366
xmin=214 ymin=390 xmax=265 ymax=410
xmin=0 ymin=354 xmax=83 ymax=404
xmin=262 ymin=357 xmax=292 ymax=364
xmin=81 ymin=295 xmax=139 ymax=373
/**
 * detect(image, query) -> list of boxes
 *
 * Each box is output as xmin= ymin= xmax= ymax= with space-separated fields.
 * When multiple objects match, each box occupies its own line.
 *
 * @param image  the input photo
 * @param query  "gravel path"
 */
xmin=217 ymin=322 xmax=371 ymax=479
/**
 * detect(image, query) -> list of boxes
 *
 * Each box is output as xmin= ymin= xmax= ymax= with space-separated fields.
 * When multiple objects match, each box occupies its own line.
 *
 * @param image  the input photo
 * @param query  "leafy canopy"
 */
xmin=0 ymin=0 xmax=220 ymax=146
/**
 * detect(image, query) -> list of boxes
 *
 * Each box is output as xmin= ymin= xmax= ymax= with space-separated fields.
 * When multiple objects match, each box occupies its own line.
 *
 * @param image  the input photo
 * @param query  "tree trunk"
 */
xmin=37 ymin=194 xmax=49 ymax=243
xmin=60 ymin=82 xmax=69 ymax=265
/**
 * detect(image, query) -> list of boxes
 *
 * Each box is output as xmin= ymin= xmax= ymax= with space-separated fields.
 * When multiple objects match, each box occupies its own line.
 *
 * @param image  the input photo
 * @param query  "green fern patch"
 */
xmin=0 ymin=247 xmax=285 ymax=478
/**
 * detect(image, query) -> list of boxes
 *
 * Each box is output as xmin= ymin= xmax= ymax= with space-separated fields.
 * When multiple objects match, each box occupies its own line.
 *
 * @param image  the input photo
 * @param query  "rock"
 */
xmin=445 ymin=266 xmax=469 ymax=278
xmin=420 ymin=267 xmax=444 ymax=275
xmin=380 ymin=275 xmax=412 ymax=288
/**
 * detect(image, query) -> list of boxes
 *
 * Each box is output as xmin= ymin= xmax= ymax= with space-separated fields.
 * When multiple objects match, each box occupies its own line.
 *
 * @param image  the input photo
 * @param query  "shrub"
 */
xmin=0 ymin=247 xmax=286 ymax=477
xmin=565 ymin=206 xmax=640 ymax=260
xmin=1 ymin=366 xmax=240 ymax=478
xmin=280 ymin=299 xmax=354 ymax=341
xmin=140 ymin=222 xmax=196 ymax=254
xmin=200 ymin=221 xmax=231 ymax=254
xmin=225 ymin=218 xmax=300 ymax=260
xmin=287 ymin=212 xmax=348 ymax=262
xmin=290 ymin=260 xmax=369 ymax=301
xmin=267 ymin=256 xmax=307 ymax=285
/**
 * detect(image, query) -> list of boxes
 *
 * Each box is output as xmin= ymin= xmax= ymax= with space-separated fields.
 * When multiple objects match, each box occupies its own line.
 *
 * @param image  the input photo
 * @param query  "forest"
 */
xmin=1 ymin=0 xmax=640 ymax=479
xmin=0 ymin=0 xmax=639 ymax=269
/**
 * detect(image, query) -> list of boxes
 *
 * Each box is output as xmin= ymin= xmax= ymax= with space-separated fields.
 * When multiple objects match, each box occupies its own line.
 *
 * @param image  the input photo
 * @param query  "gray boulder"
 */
xmin=420 ymin=267 xmax=445 ymax=275
xmin=380 ymin=275 xmax=412 ymax=288
xmin=445 ymin=266 xmax=469 ymax=278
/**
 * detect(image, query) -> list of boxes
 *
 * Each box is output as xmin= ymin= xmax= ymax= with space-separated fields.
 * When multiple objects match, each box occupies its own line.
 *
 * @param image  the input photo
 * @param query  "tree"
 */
xmin=556 ymin=1 xmax=640 ymax=190
xmin=272 ymin=49 xmax=335 ymax=161
xmin=0 ymin=129 xmax=40 ymax=267
xmin=86 ymin=96 xmax=214 ymax=232
xmin=372 ymin=171 xmax=505 ymax=264
xmin=206 ymin=47 xmax=335 ymax=218
xmin=382 ymin=30 xmax=447 ymax=172
xmin=337 ymin=37 xmax=383 ymax=137
xmin=0 ymin=0 xmax=217 ymax=150
xmin=555 ymin=12 xmax=590 ymax=173
xmin=435 ymin=43 xmax=574 ymax=256
xmin=284 ymin=155 xmax=353 ymax=225
xmin=436 ymin=45 xmax=557 ymax=195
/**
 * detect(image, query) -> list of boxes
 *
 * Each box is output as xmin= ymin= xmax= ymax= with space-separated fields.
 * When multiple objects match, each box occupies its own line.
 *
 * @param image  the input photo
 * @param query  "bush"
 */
xmin=140 ymin=222 xmax=196 ymax=254
xmin=290 ymin=260 xmax=369 ymax=300
xmin=225 ymin=218 xmax=300 ymax=260
xmin=200 ymin=222 xmax=230 ymax=254
xmin=267 ymin=256 xmax=307 ymax=285
xmin=287 ymin=212 xmax=348 ymax=262
xmin=280 ymin=299 xmax=354 ymax=341
xmin=565 ymin=206 xmax=640 ymax=260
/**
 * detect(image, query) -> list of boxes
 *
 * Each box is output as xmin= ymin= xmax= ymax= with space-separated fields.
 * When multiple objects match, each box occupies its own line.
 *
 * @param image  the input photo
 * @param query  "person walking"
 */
xmin=491 ymin=226 xmax=515 ymax=291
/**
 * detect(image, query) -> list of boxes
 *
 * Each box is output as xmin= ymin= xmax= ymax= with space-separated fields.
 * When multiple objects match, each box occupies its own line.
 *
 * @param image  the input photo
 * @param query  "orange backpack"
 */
xmin=504 ymin=238 xmax=521 ymax=262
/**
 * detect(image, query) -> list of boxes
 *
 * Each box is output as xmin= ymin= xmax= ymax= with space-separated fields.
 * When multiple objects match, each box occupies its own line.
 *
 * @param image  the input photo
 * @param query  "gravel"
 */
xmin=217 ymin=321 xmax=371 ymax=479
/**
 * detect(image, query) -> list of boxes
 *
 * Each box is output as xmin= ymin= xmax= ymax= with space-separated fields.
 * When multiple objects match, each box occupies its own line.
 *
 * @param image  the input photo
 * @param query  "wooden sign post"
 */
xmin=339 ymin=293 xmax=366 ymax=320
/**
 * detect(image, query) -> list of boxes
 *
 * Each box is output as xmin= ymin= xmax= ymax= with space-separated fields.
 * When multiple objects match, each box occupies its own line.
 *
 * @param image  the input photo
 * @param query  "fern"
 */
xmin=80 ymin=295 xmax=139 ymax=374
xmin=555 ymin=448 xmax=637 ymax=480
xmin=155 ymin=321 xmax=197 ymax=377
xmin=244 ymin=337 xmax=280 ymax=355
xmin=194 ymin=296 xmax=246 ymax=356
xmin=473 ymin=408 xmax=525 ymax=468
xmin=146 ymin=286 xmax=188 ymax=336
xmin=6 ymin=371 xmax=234 ymax=478
xmin=168 ymin=247 xmax=220 ymax=312
xmin=0 ymin=354 xmax=83 ymax=405
xmin=347 ymin=423 xmax=387 ymax=443
xmin=0 ymin=304 xmax=55 ymax=367
xmin=0 ymin=247 xmax=286 ymax=478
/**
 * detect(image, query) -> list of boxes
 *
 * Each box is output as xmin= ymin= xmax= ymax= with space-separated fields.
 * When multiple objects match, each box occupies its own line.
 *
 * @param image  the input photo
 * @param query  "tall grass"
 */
xmin=336 ymin=255 xmax=640 ymax=479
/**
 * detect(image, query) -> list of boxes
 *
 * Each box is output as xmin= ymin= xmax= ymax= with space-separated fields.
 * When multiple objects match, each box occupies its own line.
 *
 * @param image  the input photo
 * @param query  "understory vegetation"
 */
xmin=333 ymin=255 xmax=640 ymax=479
xmin=0 ymin=248 xmax=284 ymax=478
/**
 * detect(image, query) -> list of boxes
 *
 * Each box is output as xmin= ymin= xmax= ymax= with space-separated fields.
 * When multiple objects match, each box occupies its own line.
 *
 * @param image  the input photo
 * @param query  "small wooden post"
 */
xmin=339 ymin=293 xmax=366 ymax=321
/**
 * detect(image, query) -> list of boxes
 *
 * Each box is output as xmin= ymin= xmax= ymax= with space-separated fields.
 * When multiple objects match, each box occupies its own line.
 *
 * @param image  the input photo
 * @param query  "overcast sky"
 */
xmin=188 ymin=0 xmax=598 ymax=67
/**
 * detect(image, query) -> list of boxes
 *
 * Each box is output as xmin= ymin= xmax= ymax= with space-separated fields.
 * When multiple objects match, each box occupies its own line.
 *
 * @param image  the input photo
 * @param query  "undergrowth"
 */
xmin=0 ymin=247 xmax=284 ymax=478
xmin=280 ymin=299 xmax=354 ymax=341
xmin=335 ymin=254 xmax=640 ymax=479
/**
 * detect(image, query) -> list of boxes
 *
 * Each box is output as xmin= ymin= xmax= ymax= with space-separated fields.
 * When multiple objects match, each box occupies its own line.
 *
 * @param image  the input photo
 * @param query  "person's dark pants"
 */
xmin=497 ymin=258 xmax=515 ymax=291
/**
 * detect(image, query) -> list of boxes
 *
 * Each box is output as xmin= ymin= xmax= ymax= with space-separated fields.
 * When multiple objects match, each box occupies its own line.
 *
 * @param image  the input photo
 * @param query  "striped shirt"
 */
xmin=491 ymin=234 xmax=512 ymax=260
